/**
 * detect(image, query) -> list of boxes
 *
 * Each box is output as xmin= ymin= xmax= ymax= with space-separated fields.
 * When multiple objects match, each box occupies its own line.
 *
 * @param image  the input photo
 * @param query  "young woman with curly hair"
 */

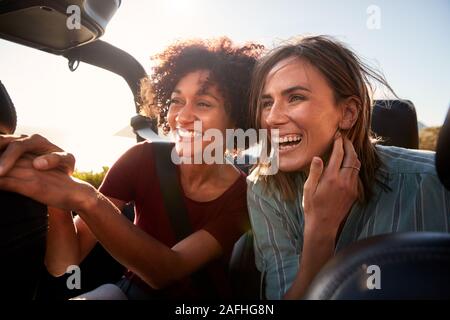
xmin=0 ymin=38 xmax=263 ymax=299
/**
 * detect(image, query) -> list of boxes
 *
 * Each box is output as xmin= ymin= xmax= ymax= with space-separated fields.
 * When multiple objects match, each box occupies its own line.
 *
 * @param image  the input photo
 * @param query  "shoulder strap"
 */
xmin=152 ymin=141 xmax=192 ymax=240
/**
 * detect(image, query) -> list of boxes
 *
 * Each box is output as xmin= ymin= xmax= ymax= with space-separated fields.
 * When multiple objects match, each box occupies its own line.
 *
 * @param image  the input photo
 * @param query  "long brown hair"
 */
xmin=249 ymin=35 xmax=396 ymax=204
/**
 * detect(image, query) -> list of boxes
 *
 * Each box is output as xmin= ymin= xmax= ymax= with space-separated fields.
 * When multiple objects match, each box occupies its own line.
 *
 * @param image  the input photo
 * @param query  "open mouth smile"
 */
xmin=272 ymin=134 xmax=302 ymax=151
xmin=176 ymin=128 xmax=203 ymax=141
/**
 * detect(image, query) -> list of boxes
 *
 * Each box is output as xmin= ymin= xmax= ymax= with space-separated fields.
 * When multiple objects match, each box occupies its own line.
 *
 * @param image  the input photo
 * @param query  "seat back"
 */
xmin=436 ymin=107 xmax=450 ymax=190
xmin=304 ymin=232 xmax=450 ymax=299
xmin=371 ymin=100 xmax=419 ymax=149
xmin=229 ymin=231 xmax=261 ymax=299
xmin=0 ymin=191 xmax=48 ymax=300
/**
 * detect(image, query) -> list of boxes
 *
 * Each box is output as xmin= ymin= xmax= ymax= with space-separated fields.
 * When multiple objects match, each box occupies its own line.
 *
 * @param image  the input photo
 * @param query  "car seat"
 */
xmin=371 ymin=100 xmax=419 ymax=149
xmin=303 ymin=232 xmax=450 ymax=299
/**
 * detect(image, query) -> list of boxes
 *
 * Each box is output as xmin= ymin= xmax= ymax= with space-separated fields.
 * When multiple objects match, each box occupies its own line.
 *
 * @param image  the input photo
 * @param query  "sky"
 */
xmin=1 ymin=0 xmax=449 ymax=171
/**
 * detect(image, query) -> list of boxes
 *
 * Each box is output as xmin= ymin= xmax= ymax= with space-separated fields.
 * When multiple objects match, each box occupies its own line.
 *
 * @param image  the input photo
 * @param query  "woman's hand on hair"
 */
xmin=0 ymin=133 xmax=75 ymax=176
xmin=302 ymin=132 xmax=360 ymax=239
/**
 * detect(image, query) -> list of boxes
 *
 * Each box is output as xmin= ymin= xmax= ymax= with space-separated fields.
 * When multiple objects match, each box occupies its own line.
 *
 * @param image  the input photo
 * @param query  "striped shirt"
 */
xmin=247 ymin=145 xmax=450 ymax=300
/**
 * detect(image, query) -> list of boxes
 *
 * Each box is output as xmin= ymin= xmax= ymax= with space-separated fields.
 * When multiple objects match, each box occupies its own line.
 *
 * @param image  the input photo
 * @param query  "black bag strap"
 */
xmin=131 ymin=115 xmax=219 ymax=298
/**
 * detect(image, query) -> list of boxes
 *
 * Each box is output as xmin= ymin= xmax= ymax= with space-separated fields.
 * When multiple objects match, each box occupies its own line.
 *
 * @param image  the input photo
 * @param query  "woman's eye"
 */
xmin=261 ymin=100 xmax=273 ymax=109
xmin=198 ymin=101 xmax=211 ymax=108
xmin=170 ymin=98 xmax=182 ymax=105
xmin=289 ymin=95 xmax=305 ymax=103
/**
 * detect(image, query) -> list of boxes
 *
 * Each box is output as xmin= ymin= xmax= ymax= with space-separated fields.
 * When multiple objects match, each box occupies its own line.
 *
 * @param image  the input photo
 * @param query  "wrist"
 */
xmin=70 ymin=180 xmax=99 ymax=213
xmin=304 ymin=220 xmax=338 ymax=243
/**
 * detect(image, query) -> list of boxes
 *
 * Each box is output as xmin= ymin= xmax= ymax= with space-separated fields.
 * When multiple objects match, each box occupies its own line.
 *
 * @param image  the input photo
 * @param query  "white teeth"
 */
xmin=177 ymin=128 xmax=202 ymax=138
xmin=273 ymin=135 xmax=302 ymax=144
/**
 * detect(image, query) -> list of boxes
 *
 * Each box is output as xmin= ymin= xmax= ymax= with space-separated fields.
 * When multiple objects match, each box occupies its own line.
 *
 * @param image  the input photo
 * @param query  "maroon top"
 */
xmin=99 ymin=141 xmax=249 ymax=299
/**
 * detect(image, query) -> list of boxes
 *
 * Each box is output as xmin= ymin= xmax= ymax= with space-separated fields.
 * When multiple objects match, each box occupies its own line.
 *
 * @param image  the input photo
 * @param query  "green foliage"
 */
xmin=72 ymin=166 xmax=109 ymax=189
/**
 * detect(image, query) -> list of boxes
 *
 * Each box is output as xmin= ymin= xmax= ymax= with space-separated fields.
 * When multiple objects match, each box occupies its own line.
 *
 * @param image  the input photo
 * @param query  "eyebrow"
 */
xmin=172 ymin=88 xmax=220 ymax=102
xmin=261 ymin=85 xmax=311 ymax=99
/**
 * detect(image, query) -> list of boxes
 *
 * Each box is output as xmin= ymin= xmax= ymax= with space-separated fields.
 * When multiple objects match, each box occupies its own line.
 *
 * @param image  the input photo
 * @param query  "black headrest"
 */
xmin=371 ymin=100 xmax=419 ymax=149
xmin=436 ymin=107 xmax=450 ymax=190
xmin=304 ymin=232 xmax=450 ymax=299
xmin=0 ymin=80 xmax=17 ymax=133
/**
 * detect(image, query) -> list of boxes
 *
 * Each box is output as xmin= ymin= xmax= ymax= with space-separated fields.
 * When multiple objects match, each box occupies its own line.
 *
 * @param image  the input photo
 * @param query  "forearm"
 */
xmin=76 ymin=188 xmax=183 ymax=289
xmin=284 ymin=225 xmax=336 ymax=300
xmin=45 ymin=207 xmax=81 ymax=276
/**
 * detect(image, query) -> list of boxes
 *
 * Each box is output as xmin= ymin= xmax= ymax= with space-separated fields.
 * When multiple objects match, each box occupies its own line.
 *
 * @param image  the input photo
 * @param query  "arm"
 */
xmin=285 ymin=134 xmax=360 ymax=299
xmin=44 ymin=197 xmax=126 ymax=277
xmin=0 ymin=137 xmax=225 ymax=289
xmin=284 ymin=224 xmax=335 ymax=299
xmin=76 ymin=190 xmax=223 ymax=289
xmin=0 ymin=158 xmax=223 ymax=289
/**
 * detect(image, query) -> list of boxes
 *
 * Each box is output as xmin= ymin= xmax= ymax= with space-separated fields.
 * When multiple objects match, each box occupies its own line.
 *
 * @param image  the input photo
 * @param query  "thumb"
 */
xmin=304 ymin=156 xmax=323 ymax=198
xmin=33 ymin=152 xmax=75 ymax=174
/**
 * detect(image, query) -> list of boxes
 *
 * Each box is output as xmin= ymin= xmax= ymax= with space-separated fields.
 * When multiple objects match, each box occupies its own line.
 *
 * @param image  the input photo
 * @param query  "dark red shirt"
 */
xmin=99 ymin=141 xmax=249 ymax=299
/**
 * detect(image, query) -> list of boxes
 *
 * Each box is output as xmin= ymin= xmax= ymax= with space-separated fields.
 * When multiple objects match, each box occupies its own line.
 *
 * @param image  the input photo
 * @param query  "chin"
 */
xmin=278 ymin=159 xmax=306 ymax=172
xmin=278 ymin=157 xmax=310 ymax=173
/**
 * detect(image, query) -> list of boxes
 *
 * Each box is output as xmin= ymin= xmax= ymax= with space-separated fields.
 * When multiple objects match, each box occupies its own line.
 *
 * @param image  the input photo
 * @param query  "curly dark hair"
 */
xmin=0 ymin=81 xmax=17 ymax=134
xmin=140 ymin=38 xmax=264 ymax=133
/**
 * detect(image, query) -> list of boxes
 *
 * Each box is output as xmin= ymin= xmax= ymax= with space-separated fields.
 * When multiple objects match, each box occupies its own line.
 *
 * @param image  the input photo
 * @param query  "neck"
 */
xmin=179 ymin=162 xmax=230 ymax=187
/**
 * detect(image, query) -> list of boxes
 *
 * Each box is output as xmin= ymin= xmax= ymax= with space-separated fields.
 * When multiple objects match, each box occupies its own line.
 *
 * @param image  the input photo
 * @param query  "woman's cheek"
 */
xmin=166 ymin=109 xmax=176 ymax=129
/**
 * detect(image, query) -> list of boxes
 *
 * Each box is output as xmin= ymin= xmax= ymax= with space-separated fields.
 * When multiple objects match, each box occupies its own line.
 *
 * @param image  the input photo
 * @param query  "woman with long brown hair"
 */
xmin=247 ymin=35 xmax=450 ymax=299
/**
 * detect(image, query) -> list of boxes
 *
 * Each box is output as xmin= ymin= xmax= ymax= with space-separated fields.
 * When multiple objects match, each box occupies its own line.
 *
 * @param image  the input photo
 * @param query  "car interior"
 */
xmin=1 ymin=0 xmax=449 ymax=300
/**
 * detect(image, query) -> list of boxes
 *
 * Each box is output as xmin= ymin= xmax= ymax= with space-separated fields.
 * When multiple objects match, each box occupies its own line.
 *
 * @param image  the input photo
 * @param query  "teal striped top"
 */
xmin=247 ymin=145 xmax=450 ymax=300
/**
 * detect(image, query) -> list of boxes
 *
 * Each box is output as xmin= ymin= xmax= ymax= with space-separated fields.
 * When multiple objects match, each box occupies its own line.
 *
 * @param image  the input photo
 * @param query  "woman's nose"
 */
xmin=176 ymin=101 xmax=196 ymax=124
xmin=265 ymin=102 xmax=289 ymax=127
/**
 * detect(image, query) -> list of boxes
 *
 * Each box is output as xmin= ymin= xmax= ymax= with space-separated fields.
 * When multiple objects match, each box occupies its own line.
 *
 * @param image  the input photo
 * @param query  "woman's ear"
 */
xmin=339 ymin=97 xmax=359 ymax=130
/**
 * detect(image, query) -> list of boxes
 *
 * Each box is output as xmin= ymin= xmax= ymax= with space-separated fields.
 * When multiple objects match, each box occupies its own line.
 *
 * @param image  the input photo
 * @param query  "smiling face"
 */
xmin=167 ymin=70 xmax=234 ymax=160
xmin=260 ymin=56 xmax=343 ymax=172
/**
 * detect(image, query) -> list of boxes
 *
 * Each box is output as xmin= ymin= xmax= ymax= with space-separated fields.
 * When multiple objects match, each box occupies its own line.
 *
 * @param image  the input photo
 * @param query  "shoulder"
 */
xmin=246 ymin=172 xmax=302 ymax=218
xmin=373 ymin=145 xmax=449 ymax=204
xmin=124 ymin=141 xmax=154 ymax=158
xmin=376 ymin=145 xmax=436 ymax=175
xmin=246 ymin=174 xmax=279 ymax=208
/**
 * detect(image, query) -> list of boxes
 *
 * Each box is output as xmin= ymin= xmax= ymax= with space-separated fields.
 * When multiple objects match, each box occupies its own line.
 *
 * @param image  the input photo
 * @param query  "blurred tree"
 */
xmin=419 ymin=126 xmax=441 ymax=151
xmin=72 ymin=166 xmax=109 ymax=189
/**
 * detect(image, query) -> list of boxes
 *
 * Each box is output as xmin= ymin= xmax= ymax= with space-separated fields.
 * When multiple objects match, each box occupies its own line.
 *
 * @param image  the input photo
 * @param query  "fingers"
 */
xmin=0 ymin=134 xmax=27 ymax=150
xmin=325 ymin=131 xmax=344 ymax=175
xmin=0 ymin=134 xmax=62 ymax=176
xmin=304 ymin=157 xmax=324 ymax=200
xmin=33 ymin=152 xmax=76 ymax=174
xmin=340 ymin=137 xmax=361 ymax=179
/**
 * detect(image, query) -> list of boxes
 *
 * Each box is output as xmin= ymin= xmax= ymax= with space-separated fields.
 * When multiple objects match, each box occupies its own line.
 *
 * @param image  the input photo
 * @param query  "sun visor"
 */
xmin=0 ymin=0 xmax=121 ymax=53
